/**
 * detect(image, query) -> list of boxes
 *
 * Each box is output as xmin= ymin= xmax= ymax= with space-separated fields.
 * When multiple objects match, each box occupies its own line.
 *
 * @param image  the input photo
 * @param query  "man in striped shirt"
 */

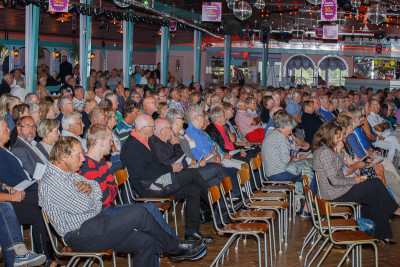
xmin=115 ymin=100 xmax=141 ymax=147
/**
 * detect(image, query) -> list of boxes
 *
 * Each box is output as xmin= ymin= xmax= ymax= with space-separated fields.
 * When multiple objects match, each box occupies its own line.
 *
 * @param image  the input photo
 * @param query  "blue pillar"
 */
xmin=193 ymin=29 xmax=202 ymax=83
xmin=262 ymin=43 xmax=268 ymax=86
xmin=25 ymin=4 xmax=39 ymax=93
xmin=160 ymin=26 xmax=170 ymax=86
xmin=79 ymin=0 xmax=92 ymax=91
xmin=123 ymin=18 xmax=134 ymax=89
xmin=223 ymin=35 xmax=232 ymax=85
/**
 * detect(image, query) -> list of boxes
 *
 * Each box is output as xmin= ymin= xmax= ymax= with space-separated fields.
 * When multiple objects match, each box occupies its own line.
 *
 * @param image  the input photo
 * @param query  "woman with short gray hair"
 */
xmin=261 ymin=110 xmax=303 ymax=182
xmin=36 ymin=119 xmax=60 ymax=159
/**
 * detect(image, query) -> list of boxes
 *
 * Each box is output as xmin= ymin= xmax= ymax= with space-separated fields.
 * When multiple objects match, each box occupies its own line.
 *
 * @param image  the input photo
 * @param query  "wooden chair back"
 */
xmin=237 ymin=168 xmax=251 ymax=184
xmin=257 ymin=152 xmax=262 ymax=161
xmin=208 ymin=186 xmax=221 ymax=204
xmin=220 ymin=176 xmax=233 ymax=195
xmin=241 ymin=162 xmax=249 ymax=170
xmin=302 ymin=175 xmax=309 ymax=187
xmin=251 ymin=157 xmax=262 ymax=170
xmin=113 ymin=169 xmax=129 ymax=186
xmin=316 ymin=197 xmax=331 ymax=217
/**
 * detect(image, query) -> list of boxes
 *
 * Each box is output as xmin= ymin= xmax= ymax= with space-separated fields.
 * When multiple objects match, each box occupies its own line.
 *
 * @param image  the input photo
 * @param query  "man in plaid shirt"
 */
xmin=233 ymin=66 xmax=245 ymax=86
xmin=39 ymin=136 xmax=206 ymax=266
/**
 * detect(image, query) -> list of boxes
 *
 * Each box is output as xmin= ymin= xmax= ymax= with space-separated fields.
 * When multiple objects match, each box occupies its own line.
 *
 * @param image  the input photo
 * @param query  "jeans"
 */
xmin=268 ymin=171 xmax=302 ymax=182
xmin=104 ymin=203 xmax=178 ymax=240
xmin=64 ymin=205 xmax=179 ymax=267
xmin=0 ymin=202 xmax=24 ymax=266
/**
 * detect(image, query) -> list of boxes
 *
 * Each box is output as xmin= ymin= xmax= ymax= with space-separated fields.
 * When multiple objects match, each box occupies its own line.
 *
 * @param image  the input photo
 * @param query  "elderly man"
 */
xmin=142 ymin=96 xmax=158 ymax=119
xmin=25 ymin=93 xmax=39 ymax=105
xmin=81 ymin=99 xmax=97 ymax=135
xmin=179 ymin=87 xmax=192 ymax=112
xmin=0 ymin=73 xmax=14 ymax=96
xmin=89 ymin=107 xmax=108 ymax=127
xmin=121 ymin=114 xmax=213 ymax=243
xmin=94 ymin=87 xmax=104 ymax=104
xmin=56 ymin=96 xmax=75 ymax=131
xmin=11 ymin=116 xmax=47 ymax=179
xmin=60 ymin=76 xmax=76 ymax=94
xmin=39 ymin=136 xmax=207 ymax=266
xmin=10 ymin=77 xmax=26 ymax=101
xmin=285 ymin=90 xmax=303 ymax=124
xmin=318 ymin=95 xmax=335 ymax=121
xmin=72 ymin=86 xmax=85 ymax=112
xmin=61 ymin=112 xmax=87 ymax=151
xmin=169 ymin=89 xmax=183 ymax=112
xmin=116 ymin=100 xmax=141 ymax=146
xmin=235 ymin=100 xmax=265 ymax=143
xmin=107 ymin=68 xmax=122 ymax=86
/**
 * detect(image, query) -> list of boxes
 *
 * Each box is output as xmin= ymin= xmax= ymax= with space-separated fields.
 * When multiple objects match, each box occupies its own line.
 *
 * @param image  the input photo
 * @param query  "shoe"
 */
xmin=14 ymin=251 xmax=47 ymax=267
xmin=170 ymin=239 xmax=207 ymax=261
xmin=300 ymin=209 xmax=311 ymax=218
xmin=188 ymin=248 xmax=207 ymax=260
xmin=185 ymin=231 xmax=215 ymax=243
xmin=380 ymin=239 xmax=397 ymax=245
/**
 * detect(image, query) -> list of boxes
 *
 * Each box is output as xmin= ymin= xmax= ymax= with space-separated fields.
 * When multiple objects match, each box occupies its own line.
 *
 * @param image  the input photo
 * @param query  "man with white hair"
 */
xmin=94 ymin=87 xmax=104 ymax=104
xmin=10 ymin=77 xmax=26 ymax=101
xmin=121 ymin=114 xmax=214 ymax=243
xmin=0 ymin=73 xmax=14 ymax=96
xmin=72 ymin=86 xmax=85 ymax=112
xmin=56 ymin=96 xmax=75 ymax=131
xmin=61 ymin=112 xmax=87 ymax=151
xmin=285 ymin=90 xmax=303 ymax=124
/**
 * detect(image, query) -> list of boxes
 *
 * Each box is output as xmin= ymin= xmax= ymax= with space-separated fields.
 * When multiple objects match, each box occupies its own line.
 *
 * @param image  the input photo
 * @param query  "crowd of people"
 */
xmin=1 ymin=62 xmax=400 ymax=266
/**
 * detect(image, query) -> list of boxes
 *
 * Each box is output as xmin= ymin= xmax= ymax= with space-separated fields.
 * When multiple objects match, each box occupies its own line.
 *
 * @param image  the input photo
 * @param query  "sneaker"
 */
xmin=14 ymin=251 xmax=47 ymax=267
xmin=300 ymin=209 xmax=311 ymax=218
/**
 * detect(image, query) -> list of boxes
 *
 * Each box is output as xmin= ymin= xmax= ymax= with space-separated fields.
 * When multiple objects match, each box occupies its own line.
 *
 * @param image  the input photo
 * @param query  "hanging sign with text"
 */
xmin=315 ymin=25 xmax=323 ymax=38
xmin=323 ymin=24 xmax=338 ymax=39
xmin=202 ymin=2 xmax=222 ymax=22
xmin=321 ymin=0 xmax=337 ymax=21
xmin=49 ymin=0 xmax=69 ymax=12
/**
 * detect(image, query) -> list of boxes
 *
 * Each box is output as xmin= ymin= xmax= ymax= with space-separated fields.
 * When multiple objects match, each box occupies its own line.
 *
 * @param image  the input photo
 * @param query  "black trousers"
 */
xmin=333 ymin=178 xmax=398 ymax=240
xmin=140 ymin=169 xmax=209 ymax=236
xmin=11 ymin=191 xmax=54 ymax=261
xmin=64 ymin=205 xmax=179 ymax=267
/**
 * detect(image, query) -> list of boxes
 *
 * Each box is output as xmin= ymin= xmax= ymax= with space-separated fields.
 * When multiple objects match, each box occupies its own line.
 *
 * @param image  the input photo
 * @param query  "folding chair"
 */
xmin=314 ymin=197 xmax=378 ymax=267
xmin=41 ymin=210 xmax=114 ymax=267
xmin=208 ymin=185 xmax=269 ymax=267
xmin=237 ymin=168 xmax=289 ymax=254
xmin=300 ymin=182 xmax=359 ymax=267
xmin=219 ymin=176 xmax=276 ymax=267
xmin=114 ymin=168 xmax=178 ymax=234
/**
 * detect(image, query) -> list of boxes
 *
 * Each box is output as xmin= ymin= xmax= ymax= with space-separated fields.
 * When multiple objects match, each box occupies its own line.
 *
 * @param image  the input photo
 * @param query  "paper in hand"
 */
xmin=174 ymin=155 xmax=186 ymax=164
xmin=194 ymin=156 xmax=204 ymax=167
xmin=12 ymin=180 xmax=37 ymax=191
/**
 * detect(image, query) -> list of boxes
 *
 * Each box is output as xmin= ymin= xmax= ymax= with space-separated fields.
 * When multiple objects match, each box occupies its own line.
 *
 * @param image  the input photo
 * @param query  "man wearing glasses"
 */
xmin=121 ymin=114 xmax=214 ymax=243
xmin=61 ymin=112 xmax=87 ymax=152
xmin=11 ymin=116 xmax=47 ymax=178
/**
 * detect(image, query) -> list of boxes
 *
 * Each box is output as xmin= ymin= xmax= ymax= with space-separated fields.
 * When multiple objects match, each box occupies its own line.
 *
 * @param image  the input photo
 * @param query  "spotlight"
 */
xmin=369 ymin=37 xmax=372 ymax=41
xmin=351 ymin=35 xmax=354 ymax=41
xmin=90 ymin=53 xmax=95 ymax=59
xmin=55 ymin=51 xmax=60 ymax=58
xmin=13 ymin=49 xmax=18 ymax=57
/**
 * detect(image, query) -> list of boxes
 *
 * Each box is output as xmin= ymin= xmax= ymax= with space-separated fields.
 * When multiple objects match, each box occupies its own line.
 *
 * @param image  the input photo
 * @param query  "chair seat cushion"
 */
xmin=61 ymin=247 xmax=114 ymax=256
xmin=234 ymin=210 xmax=276 ymax=219
xmin=223 ymin=222 xmax=268 ymax=233
xmin=331 ymin=206 xmax=353 ymax=216
xmin=154 ymin=202 xmax=170 ymax=211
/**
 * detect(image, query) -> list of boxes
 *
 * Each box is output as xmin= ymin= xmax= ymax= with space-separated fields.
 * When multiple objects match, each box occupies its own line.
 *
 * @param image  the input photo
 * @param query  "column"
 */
xmin=79 ymin=0 xmax=92 ymax=91
xmin=25 ymin=4 xmax=39 ymax=93
xmin=123 ymin=17 xmax=134 ymax=89
xmin=160 ymin=26 xmax=170 ymax=86
xmin=262 ymin=43 xmax=268 ymax=86
xmin=193 ymin=26 xmax=202 ymax=83
xmin=223 ymin=35 xmax=231 ymax=85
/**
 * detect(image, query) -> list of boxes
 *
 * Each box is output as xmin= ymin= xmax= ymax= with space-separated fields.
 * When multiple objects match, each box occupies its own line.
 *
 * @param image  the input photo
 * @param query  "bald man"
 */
xmin=121 ymin=114 xmax=214 ymax=243
xmin=235 ymin=100 xmax=265 ymax=143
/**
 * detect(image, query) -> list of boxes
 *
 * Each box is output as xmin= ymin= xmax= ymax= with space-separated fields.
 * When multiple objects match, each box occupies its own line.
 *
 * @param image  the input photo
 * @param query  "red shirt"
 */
xmin=131 ymin=130 xmax=150 ymax=150
xmin=214 ymin=123 xmax=235 ymax=151
xmin=79 ymin=156 xmax=118 ymax=209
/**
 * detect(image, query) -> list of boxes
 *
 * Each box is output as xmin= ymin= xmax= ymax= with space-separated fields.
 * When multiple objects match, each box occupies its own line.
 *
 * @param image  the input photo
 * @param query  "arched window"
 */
xmin=317 ymin=56 xmax=348 ymax=86
xmin=284 ymin=55 xmax=315 ymax=87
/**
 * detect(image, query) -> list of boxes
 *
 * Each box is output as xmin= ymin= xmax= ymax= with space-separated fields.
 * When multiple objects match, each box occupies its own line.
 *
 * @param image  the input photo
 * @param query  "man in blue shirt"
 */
xmin=318 ymin=95 xmax=335 ymax=121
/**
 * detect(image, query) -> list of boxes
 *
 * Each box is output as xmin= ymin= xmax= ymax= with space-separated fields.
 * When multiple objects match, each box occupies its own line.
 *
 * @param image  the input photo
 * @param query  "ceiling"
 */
xmin=1 ymin=0 xmax=400 ymax=45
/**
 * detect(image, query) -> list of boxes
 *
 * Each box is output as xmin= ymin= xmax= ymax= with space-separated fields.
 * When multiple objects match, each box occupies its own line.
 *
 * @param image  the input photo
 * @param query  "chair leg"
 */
xmin=338 ymin=244 xmax=357 ymax=267
xmin=172 ymin=200 xmax=178 ymax=235
xmin=271 ymin=219 xmax=276 ymax=258
xmin=299 ymin=227 xmax=317 ymax=259
xmin=210 ymin=235 xmax=238 ymax=267
xmin=372 ymin=242 xmax=378 ymax=267
xmin=264 ymin=233 xmax=269 ymax=267
xmin=292 ymin=191 xmax=296 ymax=224
xmin=112 ymin=252 xmax=117 ymax=267
xmin=284 ymin=208 xmax=288 ymax=246
xmin=316 ymin=242 xmax=333 ymax=267
xmin=307 ymin=237 xmax=328 ymax=267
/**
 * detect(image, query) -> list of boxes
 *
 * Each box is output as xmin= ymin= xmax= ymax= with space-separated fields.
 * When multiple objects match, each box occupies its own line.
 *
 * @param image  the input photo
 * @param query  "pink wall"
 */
xmin=106 ymin=50 xmax=122 ymax=70
xmin=156 ymin=47 xmax=206 ymax=85
xmin=37 ymin=48 xmax=51 ymax=67
xmin=106 ymin=50 xmax=157 ymax=70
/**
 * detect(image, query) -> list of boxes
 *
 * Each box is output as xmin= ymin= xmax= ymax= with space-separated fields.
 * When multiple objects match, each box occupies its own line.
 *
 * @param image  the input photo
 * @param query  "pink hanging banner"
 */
xmin=315 ymin=25 xmax=323 ymax=38
xmin=169 ymin=20 xmax=177 ymax=32
xmin=323 ymin=24 xmax=338 ymax=39
xmin=321 ymin=0 xmax=337 ymax=21
xmin=49 ymin=0 xmax=69 ymax=13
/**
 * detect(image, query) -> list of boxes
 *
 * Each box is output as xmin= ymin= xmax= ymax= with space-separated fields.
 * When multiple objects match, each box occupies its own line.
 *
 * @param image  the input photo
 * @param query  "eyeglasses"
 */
xmin=20 ymin=124 xmax=36 ymax=130
xmin=176 ymin=117 xmax=184 ymax=120
xmin=143 ymin=125 xmax=155 ymax=129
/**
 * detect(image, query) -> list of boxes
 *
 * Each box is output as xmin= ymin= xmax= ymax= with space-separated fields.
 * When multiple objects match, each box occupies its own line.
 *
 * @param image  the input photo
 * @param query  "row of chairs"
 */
xmin=299 ymin=174 xmax=379 ymax=267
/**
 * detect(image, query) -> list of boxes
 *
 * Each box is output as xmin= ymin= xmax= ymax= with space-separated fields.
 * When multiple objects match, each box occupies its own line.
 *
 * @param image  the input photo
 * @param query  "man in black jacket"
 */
xmin=58 ymin=55 xmax=73 ymax=84
xmin=301 ymin=100 xmax=323 ymax=145
xmin=121 ymin=114 xmax=214 ymax=243
xmin=0 ymin=73 xmax=13 ymax=97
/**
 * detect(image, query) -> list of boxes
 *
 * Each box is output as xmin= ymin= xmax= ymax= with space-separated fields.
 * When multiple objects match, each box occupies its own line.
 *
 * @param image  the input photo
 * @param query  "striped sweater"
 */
xmin=261 ymin=130 xmax=291 ymax=177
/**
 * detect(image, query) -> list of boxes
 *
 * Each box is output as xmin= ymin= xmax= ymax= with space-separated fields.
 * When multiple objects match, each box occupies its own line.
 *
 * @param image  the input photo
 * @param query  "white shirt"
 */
xmin=139 ymin=77 xmax=148 ymax=85
xmin=10 ymin=86 xmax=27 ymax=102
xmin=367 ymin=112 xmax=392 ymax=137
xmin=94 ymin=95 xmax=101 ymax=104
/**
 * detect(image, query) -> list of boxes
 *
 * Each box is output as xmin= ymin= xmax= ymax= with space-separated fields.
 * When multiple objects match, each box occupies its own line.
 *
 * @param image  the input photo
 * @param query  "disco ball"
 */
xmin=351 ymin=0 xmax=361 ymax=8
xmin=233 ymin=1 xmax=252 ymax=21
xmin=367 ymin=4 xmax=388 ymax=24
xmin=306 ymin=0 xmax=322 ymax=5
xmin=226 ymin=0 xmax=236 ymax=10
xmin=254 ymin=0 xmax=266 ymax=10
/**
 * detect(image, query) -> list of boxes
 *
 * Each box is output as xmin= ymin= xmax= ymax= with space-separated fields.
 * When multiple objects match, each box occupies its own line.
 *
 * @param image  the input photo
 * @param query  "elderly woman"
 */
xmin=39 ymin=102 xmax=57 ymax=120
xmin=37 ymin=76 xmax=50 ymax=99
xmin=157 ymin=102 xmax=168 ymax=119
xmin=262 ymin=110 xmax=304 ymax=182
xmin=312 ymin=120 xmax=400 ymax=244
xmin=36 ymin=119 xmax=60 ymax=159
xmin=165 ymin=107 xmax=239 ymax=191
